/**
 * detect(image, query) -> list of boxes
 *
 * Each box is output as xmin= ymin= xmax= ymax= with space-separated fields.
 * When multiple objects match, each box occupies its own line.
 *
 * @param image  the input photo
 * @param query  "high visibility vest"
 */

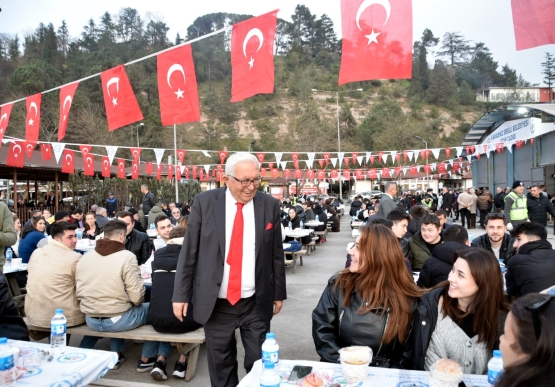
xmin=505 ymin=191 xmax=528 ymax=220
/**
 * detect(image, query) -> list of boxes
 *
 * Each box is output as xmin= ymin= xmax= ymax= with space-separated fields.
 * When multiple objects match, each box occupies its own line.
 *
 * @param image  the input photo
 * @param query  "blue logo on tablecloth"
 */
xmin=332 ymin=376 xmax=363 ymax=386
xmin=21 ymin=367 xmax=42 ymax=378
xmin=57 ymin=353 xmax=87 ymax=363
xmin=49 ymin=381 xmax=72 ymax=387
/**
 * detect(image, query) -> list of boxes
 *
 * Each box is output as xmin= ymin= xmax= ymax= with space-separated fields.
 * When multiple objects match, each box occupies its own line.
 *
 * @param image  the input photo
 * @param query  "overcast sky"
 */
xmin=1 ymin=0 xmax=553 ymax=85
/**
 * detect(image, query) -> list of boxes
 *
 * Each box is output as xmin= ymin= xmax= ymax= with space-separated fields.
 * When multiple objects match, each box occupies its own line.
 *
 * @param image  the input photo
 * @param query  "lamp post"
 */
xmin=248 ymin=139 xmax=256 ymax=153
xmin=311 ymin=88 xmax=363 ymax=201
xmin=136 ymin=122 xmax=144 ymax=147
xmin=415 ymin=136 xmax=428 ymax=186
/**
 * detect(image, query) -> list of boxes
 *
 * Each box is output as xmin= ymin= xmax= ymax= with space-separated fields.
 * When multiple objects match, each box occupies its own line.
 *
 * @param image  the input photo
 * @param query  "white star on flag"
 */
xmin=248 ymin=57 xmax=255 ymax=69
xmin=28 ymin=119 xmax=34 ymax=126
xmin=112 ymin=97 xmax=118 ymax=106
xmin=365 ymin=29 xmax=380 ymax=45
xmin=63 ymin=115 xmax=67 ymax=121
xmin=174 ymin=88 xmax=184 ymax=99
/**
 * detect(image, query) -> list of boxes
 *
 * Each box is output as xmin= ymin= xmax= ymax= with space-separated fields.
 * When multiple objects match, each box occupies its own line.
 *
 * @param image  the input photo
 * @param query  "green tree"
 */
xmin=541 ymin=52 xmax=555 ymax=88
xmin=436 ymin=32 xmax=470 ymax=66
xmin=426 ymin=60 xmax=457 ymax=105
xmin=57 ymin=20 xmax=70 ymax=58
xmin=499 ymin=64 xmax=518 ymax=87
xmin=458 ymin=81 xmax=474 ymax=105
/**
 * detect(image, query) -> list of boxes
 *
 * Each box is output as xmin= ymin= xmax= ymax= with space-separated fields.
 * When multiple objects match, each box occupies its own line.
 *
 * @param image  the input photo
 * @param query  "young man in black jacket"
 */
xmin=116 ymin=211 xmax=154 ymax=265
xmin=506 ymin=222 xmax=555 ymax=297
xmin=471 ymin=213 xmax=515 ymax=264
xmin=387 ymin=209 xmax=413 ymax=262
xmin=527 ymin=185 xmax=555 ymax=230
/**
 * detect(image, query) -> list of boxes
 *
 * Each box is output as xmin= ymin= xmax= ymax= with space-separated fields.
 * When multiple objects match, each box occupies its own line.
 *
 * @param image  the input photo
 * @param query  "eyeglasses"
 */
xmin=228 ymin=175 xmax=262 ymax=187
xmin=525 ymin=294 xmax=554 ymax=340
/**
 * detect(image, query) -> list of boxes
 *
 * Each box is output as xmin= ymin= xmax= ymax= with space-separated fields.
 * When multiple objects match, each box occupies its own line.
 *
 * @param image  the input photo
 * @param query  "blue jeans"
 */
xmin=82 ymin=304 xmax=149 ymax=353
xmin=142 ymin=341 xmax=172 ymax=359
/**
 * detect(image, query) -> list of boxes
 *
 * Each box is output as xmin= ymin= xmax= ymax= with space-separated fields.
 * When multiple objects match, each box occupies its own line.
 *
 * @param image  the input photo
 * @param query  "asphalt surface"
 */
xmin=44 ymin=211 xmax=496 ymax=386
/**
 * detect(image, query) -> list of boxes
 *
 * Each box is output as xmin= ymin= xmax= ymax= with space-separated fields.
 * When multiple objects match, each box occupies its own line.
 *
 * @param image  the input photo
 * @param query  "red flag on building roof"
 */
xmin=62 ymin=149 xmax=75 ymax=174
xmin=117 ymin=159 xmax=126 ymax=178
xmin=230 ymin=10 xmax=278 ymax=102
xmin=41 ymin=143 xmax=52 ymax=161
xmin=7 ymin=141 xmax=24 ymax=168
xmin=338 ymin=0 xmax=412 ymax=84
xmin=58 ymin=82 xmax=79 ymax=141
xmin=84 ymin=153 xmax=95 ymax=176
xmin=100 ymin=65 xmax=144 ymax=131
xmin=102 ymin=156 xmax=111 ymax=177
xmin=511 ymin=0 xmax=555 ymax=50
xmin=157 ymin=44 xmax=200 ymax=125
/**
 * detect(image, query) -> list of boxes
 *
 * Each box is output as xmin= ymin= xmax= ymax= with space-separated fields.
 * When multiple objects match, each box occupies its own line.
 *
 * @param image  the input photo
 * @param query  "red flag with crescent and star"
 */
xmin=25 ymin=93 xmax=42 ymax=145
xmin=331 ymin=169 xmax=339 ymax=179
xmin=146 ymin=162 xmax=153 ymax=176
xmin=511 ymin=0 xmax=555 ymax=50
xmin=176 ymin=165 xmax=182 ymax=181
xmin=218 ymin=150 xmax=228 ymax=164
xmin=177 ymin=150 xmax=186 ymax=165
xmin=62 ymin=149 xmax=75 ymax=174
xmin=58 ymin=82 xmax=79 ymax=141
xmin=132 ymin=160 xmax=139 ymax=179
xmin=294 ymin=169 xmax=302 ymax=179
xmin=41 ymin=143 xmax=52 ymax=161
xmin=230 ymin=10 xmax=278 ymax=102
xmin=256 ymin=153 xmax=265 ymax=164
xmin=168 ymin=165 xmax=174 ymax=181
xmin=130 ymin=147 xmax=141 ymax=161
xmin=100 ymin=65 xmax=143 ymax=131
xmin=343 ymin=169 xmax=351 ymax=179
xmin=79 ymin=145 xmax=92 ymax=158
xmin=284 ymin=169 xmax=290 ymax=179
xmin=102 ymin=156 xmax=111 ymax=177
xmin=117 ymin=159 xmax=126 ymax=178
xmin=156 ymin=164 xmax=162 ymax=180
xmin=24 ymin=143 xmax=35 ymax=159
xmin=7 ymin=141 xmax=25 ymax=168
xmin=0 ymin=103 xmax=13 ymax=143
xmin=339 ymin=0 xmax=412 ymax=84
xmin=157 ymin=44 xmax=200 ymax=125
xmin=84 ymin=153 xmax=95 ymax=176
xmin=368 ymin=168 xmax=377 ymax=179
xmin=184 ymin=165 xmax=189 ymax=179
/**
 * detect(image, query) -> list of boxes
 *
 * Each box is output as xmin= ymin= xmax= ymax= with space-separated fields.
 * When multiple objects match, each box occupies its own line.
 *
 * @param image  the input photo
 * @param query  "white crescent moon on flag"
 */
xmin=30 ymin=102 xmax=38 ymax=117
xmin=356 ymin=0 xmax=391 ymax=30
xmin=119 ymin=162 xmax=124 ymax=169
xmin=166 ymin=64 xmax=186 ymax=88
xmin=26 ymin=144 xmax=33 ymax=152
xmin=0 ymin=113 xmax=7 ymax=126
xmin=133 ymin=150 xmax=139 ymax=158
xmin=66 ymin=154 xmax=73 ymax=163
xmin=82 ymin=148 xmax=89 ymax=156
xmin=243 ymin=28 xmax=264 ymax=58
xmin=13 ymin=144 xmax=21 ymax=153
xmin=63 ymin=95 xmax=72 ymax=112
xmin=106 ymin=77 xmax=120 ymax=97
xmin=103 ymin=160 xmax=109 ymax=169
xmin=86 ymin=157 xmax=92 ymax=167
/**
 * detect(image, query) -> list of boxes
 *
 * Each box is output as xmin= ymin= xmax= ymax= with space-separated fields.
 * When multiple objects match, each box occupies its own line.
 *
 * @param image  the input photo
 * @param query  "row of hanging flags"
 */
xmin=0 ymin=0 xmax=553 ymax=144
xmin=3 ymin=136 xmax=534 ymax=182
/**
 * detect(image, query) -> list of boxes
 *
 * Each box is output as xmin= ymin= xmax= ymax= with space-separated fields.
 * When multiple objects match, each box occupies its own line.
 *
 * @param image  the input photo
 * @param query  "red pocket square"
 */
xmin=265 ymin=222 xmax=273 ymax=230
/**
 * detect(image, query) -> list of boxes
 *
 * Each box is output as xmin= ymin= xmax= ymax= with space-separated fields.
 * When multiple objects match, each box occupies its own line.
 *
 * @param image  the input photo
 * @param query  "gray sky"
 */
xmin=1 ymin=0 xmax=553 ymax=85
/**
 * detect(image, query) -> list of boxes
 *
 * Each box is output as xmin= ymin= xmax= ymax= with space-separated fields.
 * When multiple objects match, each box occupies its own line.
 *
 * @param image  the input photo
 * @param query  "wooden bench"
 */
xmin=89 ymin=379 xmax=168 ymax=386
xmin=24 ymin=320 xmax=204 ymax=382
xmin=303 ymin=240 xmax=316 ymax=255
xmin=284 ymin=249 xmax=307 ymax=273
xmin=314 ymin=230 xmax=327 ymax=243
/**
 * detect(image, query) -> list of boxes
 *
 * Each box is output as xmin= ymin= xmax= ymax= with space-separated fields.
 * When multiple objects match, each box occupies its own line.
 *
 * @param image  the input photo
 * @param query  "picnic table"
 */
xmin=283 ymin=229 xmax=313 ymax=238
xmin=75 ymin=239 xmax=96 ymax=252
xmin=303 ymin=221 xmax=324 ymax=228
xmin=238 ymin=359 xmax=489 ymax=387
xmin=9 ymin=338 xmax=117 ymax=386
xmin=3 ymin=263 xmax=28 ymax=314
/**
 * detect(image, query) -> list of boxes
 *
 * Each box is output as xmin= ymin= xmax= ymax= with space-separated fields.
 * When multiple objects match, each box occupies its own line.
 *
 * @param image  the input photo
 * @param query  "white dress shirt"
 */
xmin=218 ymin=189 xmax=256 ymax=299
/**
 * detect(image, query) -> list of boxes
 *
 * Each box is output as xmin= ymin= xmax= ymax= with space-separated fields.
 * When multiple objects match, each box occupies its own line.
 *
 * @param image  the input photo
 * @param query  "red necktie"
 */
xmin=226 ymin=203 xmax=244 ymax=305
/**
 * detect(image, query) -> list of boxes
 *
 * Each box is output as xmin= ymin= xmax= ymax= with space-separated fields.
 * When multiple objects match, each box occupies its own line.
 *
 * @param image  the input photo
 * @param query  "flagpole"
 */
xmin=174 ymin=124 xmax=179 ymax=203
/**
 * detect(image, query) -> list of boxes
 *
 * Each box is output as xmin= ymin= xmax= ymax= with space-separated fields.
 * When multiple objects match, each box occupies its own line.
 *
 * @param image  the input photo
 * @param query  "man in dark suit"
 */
xmin=172 ymin=152 xmax=286 ymax=387
xmin=377 ymin=181 xmax=398 ymax=219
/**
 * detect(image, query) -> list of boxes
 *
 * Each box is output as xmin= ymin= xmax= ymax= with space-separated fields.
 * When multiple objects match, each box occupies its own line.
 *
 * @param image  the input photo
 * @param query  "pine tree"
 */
xmin=57 ymin=20 xmax=70 ymax=58
xmin=541 ymin=52 xmax=555 ymax=88
xmin=437 ymin=32 xmax=470 ymax=66
xmin=427 ymin=60 xmax=457 ymax=104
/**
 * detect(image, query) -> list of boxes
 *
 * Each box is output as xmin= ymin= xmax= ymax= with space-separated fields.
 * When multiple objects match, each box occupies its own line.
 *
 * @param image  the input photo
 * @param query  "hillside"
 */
xmin=0 ymin=5 xmax=524 ymax=167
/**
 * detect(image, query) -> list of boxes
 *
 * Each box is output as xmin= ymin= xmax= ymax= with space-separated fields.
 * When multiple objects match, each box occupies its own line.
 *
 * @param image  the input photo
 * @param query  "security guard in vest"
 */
xmin=504 ymin=180 xmax=529 ymax=231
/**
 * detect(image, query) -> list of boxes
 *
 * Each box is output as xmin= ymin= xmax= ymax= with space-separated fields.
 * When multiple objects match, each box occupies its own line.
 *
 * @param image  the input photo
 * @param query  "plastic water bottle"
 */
xmin=300 ymin=220 xmax=304 ymax=229
xmin=76 ymin=228 xmax=83 ymax=241
xmin=288 ymin=221 xmax=292 ymax=231
xmin=315 ymin=214 xmax=319 ymax=222
xmin=352 ymin=215 xmax=357 ymax=222
xmin=259 ymin=361 xmax=280 ymax=387
xmin=51 ymin=309 xmax=67 ymax=349
xmin=0 ymin=337 xmax=16 ymax=386
xmin=149 ymin=223 xmax=155 ymax=230
xmin=487 ymin=350 xmax=503 ymax=386
xmin=468 ymin=232 xmax=474 ymax=243
xmin=261 ymin=332 xmax=279 ymax=368
xmin=4 ymin=248 xmax=12 ymax=268
xmin=498 ymin=259 xmax=506 ymax=274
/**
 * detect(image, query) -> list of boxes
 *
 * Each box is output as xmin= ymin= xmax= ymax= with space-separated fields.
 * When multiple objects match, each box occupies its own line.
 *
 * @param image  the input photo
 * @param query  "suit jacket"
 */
xmin=173 ymin=188 xmax=287 ymax=325
xmin=377 ymin=194 xmax=397 ymax=219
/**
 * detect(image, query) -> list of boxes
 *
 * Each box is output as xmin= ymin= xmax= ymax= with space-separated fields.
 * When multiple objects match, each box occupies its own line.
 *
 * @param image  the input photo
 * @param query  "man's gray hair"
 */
xmin=225 ymin=152 xmax=260 ymax=176
xmin=141 ymin=184 xmax=148 ymax=189
xmin=96 ymin=206 xmax=107 ymax=215
xmin=384 ymin=181 xmax=396 ymax=193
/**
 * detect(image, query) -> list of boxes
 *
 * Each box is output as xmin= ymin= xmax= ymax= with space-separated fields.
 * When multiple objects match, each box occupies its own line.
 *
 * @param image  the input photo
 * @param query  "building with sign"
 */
xmin=476 ymin=87 xmax=554 ymax=103
xmin=463 ymin=104 xmax=555 ymax=193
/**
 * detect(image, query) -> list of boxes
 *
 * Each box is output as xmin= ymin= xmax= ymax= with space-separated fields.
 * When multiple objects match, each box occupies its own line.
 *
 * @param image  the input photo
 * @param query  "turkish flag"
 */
xmin=62 ymin=149 xmax=75 ymax=174
xmin=101 ymin=65 xmax=143 ymax=131
xmin=410 ymin=165 xmax=417 ymax=174
xmin=24 ymin=143 xmax=35 ymax=159
xmin=230 ymin=10 xmax=278 ymax=102
xmin=117 ymin=159 xmax=126 ymax=178
xmin=84 ymin=153 xmax=95 ymax=176
xmin=157 ymin=45 xmax=200 ymax=125
xmin=331 ymin=169 xmax=339 ymax=178
xmin=370 ymin=155 xmax=375 ymax=164
xmin=192 ymin=165 xmax=197 ymax=180
xmin=177 ymin=150 xmax=186 ymax=164
xmin=339 ymin=0 xmax=412 ymax=84
xmin=382 ymin=168 xmax=390 ymax=178
xmin=58 ymin=82 xmax=79 ymax=141
xmin=271 ymin=169 xmax=278 ymax=178
xmin=284 ymin=169 xmax=291 ymax=179
xmin=218 ymin=150 xmax=228 ymax=164
xmin=351 ymin=152 xmax=358 ymax=165
xmin=184 ymin=165 xmax=189 ymax=179
xmin=0 ymin=103 xmax=13 ymax=143
xmin=25 ymin=93 xmax=42 ymax=145
xmin=378 ymin=152 xmax=384 ymax=162
xmin=294 ymin=169 xmax=302 ymax=179
xmin=102 ymin=156 xmax=111 ymax=177
xmin=512 ymin=0 xmax=555 ymax=50
xmin=324 ymin=153 xmax=330 ymax=165
xmin=260 ymin=168 xmax=266 ymax=177
xmin=343 ymin=169 xmax=351 ymax=179
xmin=307 ymin=169 xmax=315 ymax=179
xmin=156 ymin=164 xmax=162 ymax=180
xmin=176 ymin=165 xmax=182 ymax=181
xmin=256 ymin=153 xmax=265 ymax=164
xmin=169 ymin=165 xmax=174 ymax=181
xmin=445 ymin=148 xmax=451 ymax=157
xmin=355 ymin=169 xmax=362 ymax=180
xmin=368 ymin=169 xmax=377 ymax=179
xmin=344 ymin=158 xmax=350 ymax=166
xmin=146 ymin=162 xmax=153 ymax=176
xmin=41 ymin=143 xmax=52 ymax=160
xmin=395 ymin=166 xmax=401 ymax=175
xmin=131 ymin=160 xmax=139 ymax=179
xmin=7 ymin=141 xmax=25 ymax=168
xmin=130 ymin=147 xmax=141 ymax=161
xmin=80 ymin=145 xmax=92 ymax=158
xmin=268 ymin=162 xmax=274 ymax=169
xmin=438 ymin=162 xmax=446 ymax=174
xmin=318 ymin=160 xmax=324 ymax=168
xmin=318 ymin=170 xmax=326 ymax=180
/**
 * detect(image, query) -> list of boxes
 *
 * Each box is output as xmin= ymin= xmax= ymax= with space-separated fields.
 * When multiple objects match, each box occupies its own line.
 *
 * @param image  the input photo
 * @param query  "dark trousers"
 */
xmin=204 ymin=295 xmax=268 ymax=387
xmin=459 ymin=208 xmax=471 ymax=228
xmin=479 ymin=209 xmax=489 ymax=228
xmin=470 ymin=213 xmax=476 ymax=228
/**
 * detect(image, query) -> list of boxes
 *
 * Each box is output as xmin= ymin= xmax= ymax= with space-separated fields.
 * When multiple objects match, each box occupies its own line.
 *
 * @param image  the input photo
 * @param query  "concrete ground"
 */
xmin=47 ymin=211 xmax=502 ymax=385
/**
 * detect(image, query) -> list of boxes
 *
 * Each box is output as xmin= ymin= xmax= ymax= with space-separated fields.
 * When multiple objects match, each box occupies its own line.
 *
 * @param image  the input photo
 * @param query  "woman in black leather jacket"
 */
xmin=312 ymin=224 xmax=424 ymax=367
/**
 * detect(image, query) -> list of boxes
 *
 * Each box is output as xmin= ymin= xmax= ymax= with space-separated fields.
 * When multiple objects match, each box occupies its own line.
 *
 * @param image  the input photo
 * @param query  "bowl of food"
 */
xmin=339 ymin=346 xmax=372 ymax=383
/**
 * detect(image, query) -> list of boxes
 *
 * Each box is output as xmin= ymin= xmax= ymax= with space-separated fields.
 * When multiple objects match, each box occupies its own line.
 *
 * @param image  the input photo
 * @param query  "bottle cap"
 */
xmin=493 ymin=350 xmax=501 ymax=357
xmin=263 ymin=361 xmax=275 ymax=369
xmin=0 ymin=338 xmax=7 ymax=344
xmin=55 ymin=309 xmax=63 ymax=314
xmin=266 ymin=332 xmax=275 ymax=339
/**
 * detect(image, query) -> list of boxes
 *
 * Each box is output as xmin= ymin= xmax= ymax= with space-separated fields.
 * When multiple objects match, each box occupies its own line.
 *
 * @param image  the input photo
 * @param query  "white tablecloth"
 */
xmin=3 ymin=264 xmax=28 ymax=274
xmin=9 ymin=339 xmax=117 ymax=386
xmin=75 ymin=239 xmax=96 ymax=251
xmin=351 ymin=221 xmax=364 ymax=229
xmin=284 ymin=229 xmax=313 ymax=238
xmin=238 ymin=359 xmax=489 ymax=387
xmin=304 ymin=221 xmax=324 ymax=227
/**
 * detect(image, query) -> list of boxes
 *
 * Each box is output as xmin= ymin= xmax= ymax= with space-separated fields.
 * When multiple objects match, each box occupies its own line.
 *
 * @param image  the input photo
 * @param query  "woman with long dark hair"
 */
xmin=18 ymin=216 xmax=47 ymax=263
xmin=405 ymin=247 xmax=508 ymax=374
xmin=495 ymin=293 xmax=555 ymax=387
xmin=83 ymin=212 xmax=102 ymax=240
xmin=312 ymin=224 xmax=425 ymax=367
